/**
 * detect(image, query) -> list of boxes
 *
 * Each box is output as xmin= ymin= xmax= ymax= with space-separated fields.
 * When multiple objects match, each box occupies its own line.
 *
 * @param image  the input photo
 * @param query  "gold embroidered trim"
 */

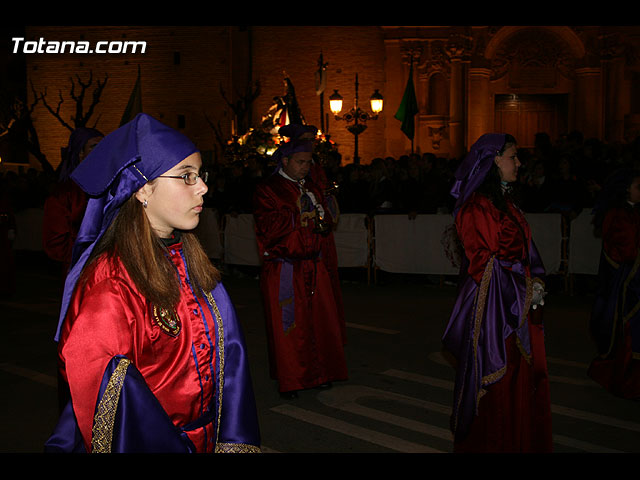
xmin=91 ymin=358 xmax=131 ymax=453
xmin=602 ymin=249 xmax=640 ymax=358
xmin=604 ymin=250 xmax=620 ymax=269
xmin=215 ymin=442 xmax=262 ymax=453
xmin=204 ymin=291 xmax=225 ymax=448
xmin=481 ymin=364 xmax=507 ymax=387
xmin=279 ymin=297 xmax=293 ymax=307
xmin=474 ymin=255 xmax=494 ymax=386
xmin=532 ymin=276 xmax=545 ymax=288
xmin=475 ymin=256 xmax=513 ymax=402
xmin=516 ymin=277 xmax=534 ymax=365
xmin=452 ymin=255 xmax=495 ymax=434
xmin=300 ymin=210 xmax=316 ymax=227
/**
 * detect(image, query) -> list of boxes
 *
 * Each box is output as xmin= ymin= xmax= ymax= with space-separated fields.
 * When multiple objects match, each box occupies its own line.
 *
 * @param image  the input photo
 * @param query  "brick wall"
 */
xmin=22 ymin=25 xmax=387 ymax=171
xmin=23 ymin=26 xmax=234 ymax=170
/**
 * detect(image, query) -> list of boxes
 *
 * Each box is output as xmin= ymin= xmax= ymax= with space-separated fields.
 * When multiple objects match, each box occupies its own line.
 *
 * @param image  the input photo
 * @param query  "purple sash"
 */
xmin=443 ymin=241 xmax=545 ymax=441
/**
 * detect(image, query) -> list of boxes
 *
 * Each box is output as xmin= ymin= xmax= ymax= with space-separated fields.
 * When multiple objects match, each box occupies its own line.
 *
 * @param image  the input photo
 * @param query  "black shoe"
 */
xmin=279 ymin=390 xmax=298 ymax=399
xmin=315 ymin=382 xmax=332 ymax=390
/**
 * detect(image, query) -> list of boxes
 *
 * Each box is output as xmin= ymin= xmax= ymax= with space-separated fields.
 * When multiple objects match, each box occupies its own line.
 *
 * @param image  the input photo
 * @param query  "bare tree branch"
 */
xmin=204 ymin=112 xmax=227 ymax=152
xmin=219 ymin=80 xmax=260 ymax=135
xmin=35 ymin=71 xmax=108 ymax=130
xmin=35 ymin=81 xmax=74 ymax=132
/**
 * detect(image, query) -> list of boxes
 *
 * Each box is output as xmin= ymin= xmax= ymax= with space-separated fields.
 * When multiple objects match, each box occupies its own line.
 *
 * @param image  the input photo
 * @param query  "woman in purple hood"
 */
xmin=443 ymin=133 xmax=553 ymax=453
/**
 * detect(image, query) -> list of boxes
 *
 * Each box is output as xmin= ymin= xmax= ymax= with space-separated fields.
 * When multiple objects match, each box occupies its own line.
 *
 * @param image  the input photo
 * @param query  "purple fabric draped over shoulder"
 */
xmin=443 ymin=243 xmax=545 ymax=441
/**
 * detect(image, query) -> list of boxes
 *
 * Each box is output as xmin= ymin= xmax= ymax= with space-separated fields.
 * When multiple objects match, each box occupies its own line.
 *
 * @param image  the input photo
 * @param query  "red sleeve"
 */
xmin=456 ymin=196 xmax=501 ymax=284
xmin=603 ymin=208 xmax=640 ymax=264
xmin=59 ymin=277 xmax=141 ymax=450
xmin=42 ymin=183 xmax=87 ymax=265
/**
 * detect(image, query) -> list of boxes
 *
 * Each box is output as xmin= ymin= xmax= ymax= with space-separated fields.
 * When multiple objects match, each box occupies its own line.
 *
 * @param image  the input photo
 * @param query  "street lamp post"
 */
xmin=329 ymin=74 xmax=383 ymax=164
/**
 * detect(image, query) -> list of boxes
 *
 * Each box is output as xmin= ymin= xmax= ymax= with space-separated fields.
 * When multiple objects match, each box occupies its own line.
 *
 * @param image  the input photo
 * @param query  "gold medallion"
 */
xmin=152 ymin=305 xmax=181 ymax=337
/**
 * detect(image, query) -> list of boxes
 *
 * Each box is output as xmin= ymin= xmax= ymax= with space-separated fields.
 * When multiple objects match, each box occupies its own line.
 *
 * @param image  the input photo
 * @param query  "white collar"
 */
xmin=278 ymin=168 xmax=304 ymax=185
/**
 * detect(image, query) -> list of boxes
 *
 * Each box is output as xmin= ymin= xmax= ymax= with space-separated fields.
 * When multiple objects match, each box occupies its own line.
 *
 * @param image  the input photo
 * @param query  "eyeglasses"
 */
xmin=157 ymin=171 xmax=209 ymax=185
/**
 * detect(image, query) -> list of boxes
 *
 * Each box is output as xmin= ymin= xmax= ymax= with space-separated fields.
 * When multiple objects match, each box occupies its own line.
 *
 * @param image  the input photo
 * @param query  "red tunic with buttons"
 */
xmin=58 ymin=243 xmax=222 ymax=452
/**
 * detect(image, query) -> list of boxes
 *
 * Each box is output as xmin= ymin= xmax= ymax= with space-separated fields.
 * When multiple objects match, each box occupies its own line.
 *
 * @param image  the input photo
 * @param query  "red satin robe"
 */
xmin=453 ymin=192 xmax=552 ymax=453
xmin=588 ymin=206 xmax=640 ymax=398
xmin=58 ymin=244 xmax=239 ymax=452
xmin=310 ymin=163 xmax=346 ymax=342
xmin=253 ymin=173 xmax=348 ymax=393
xmin=43 ymin=180 xmax=88 ymax=275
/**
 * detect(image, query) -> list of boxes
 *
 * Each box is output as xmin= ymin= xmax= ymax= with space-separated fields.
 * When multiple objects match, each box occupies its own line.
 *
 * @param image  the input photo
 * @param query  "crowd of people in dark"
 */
xmin=199 ymin=130 xmax=640 ymax=221
xmin=2 ymin=130 xmax=640 ymax=223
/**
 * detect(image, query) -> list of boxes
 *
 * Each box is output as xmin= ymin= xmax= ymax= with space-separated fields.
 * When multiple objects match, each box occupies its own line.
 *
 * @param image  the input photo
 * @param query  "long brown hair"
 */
xmin=80 ymin=194 xmax=220 ymax=311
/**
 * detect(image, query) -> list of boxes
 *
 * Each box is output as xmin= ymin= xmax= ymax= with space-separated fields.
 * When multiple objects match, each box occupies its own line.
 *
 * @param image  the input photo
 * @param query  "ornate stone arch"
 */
xmin=485 ymin=26 xmax=585 ymax=59
xmin=483 ymin=26 xmax=586 ymax=85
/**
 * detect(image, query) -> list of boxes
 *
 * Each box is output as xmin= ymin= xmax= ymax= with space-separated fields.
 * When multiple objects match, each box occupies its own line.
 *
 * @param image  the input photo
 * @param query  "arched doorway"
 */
xmin=494 ymin=94 xmax=569 ymax=148
xmin=484 ymin=26 xmax=584 ymax=148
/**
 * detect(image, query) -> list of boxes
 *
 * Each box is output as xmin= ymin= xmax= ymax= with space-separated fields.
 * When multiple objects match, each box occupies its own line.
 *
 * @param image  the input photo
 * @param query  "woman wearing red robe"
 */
xmin=253 ymin=124 xmax=348 ymax=398
xmin=45 ymin=114 xmax=260 ymax=453
xmin=443 ymin=133 xmax=553 ymax=453
xmin=588 ymin=169 xmax=640 ymax=399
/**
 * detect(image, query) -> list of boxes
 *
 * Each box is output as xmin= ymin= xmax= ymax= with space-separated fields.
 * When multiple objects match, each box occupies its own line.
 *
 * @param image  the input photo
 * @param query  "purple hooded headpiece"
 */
xmin=272 ymin=124 xmax=317 ymax=170
xmin=450 ymin=133 xmax=506 ymax=217
xmin=58 ymin=127 xmax=104 ymax=182
xmin=54 ymin=113 xmax=198 ymax=341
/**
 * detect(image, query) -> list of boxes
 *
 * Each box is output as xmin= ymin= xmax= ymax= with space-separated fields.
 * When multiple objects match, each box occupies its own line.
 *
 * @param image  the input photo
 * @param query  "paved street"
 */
xmin=1 ymin=252 xmax=639 ymax=454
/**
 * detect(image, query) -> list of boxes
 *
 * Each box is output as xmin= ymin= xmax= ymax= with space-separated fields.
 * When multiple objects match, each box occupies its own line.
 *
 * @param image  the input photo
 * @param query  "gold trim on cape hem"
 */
xmin=215 ymin=442 xmax=262 ymax=453
xmin=91 ymin=358 xmax=131 ymax=453
xmin=515 ymin=277 xmax=534 ymax=365
xmin=474 ymin=256 xmax=495 ymax=389
xmin=204 ymin=290 xmax=225 ymax=449
xmin=451 ymin=255 xmax=495 ymax=434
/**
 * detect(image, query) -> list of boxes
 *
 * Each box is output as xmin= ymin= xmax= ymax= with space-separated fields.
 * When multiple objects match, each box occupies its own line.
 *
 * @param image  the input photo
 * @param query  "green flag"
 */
xmin=120 ymin=65 xmax=142 ymax=126
xmin=394 ymin=64 xmax=418 ymax=140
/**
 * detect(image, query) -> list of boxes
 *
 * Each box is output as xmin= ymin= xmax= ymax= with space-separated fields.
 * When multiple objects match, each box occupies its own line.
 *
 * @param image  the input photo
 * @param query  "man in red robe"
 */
xmin=253 ymin=124 xmax=348 ymax=398
xmin=43 ymin=127 xmax=104 ymax=277
xmin=589 ymin=170 xmax=640 ymax=399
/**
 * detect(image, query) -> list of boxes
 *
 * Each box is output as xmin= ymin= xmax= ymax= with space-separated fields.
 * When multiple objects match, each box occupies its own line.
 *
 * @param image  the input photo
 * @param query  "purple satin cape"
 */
xmin=45 ymin=282 xmax=260 ymax=453
xmin=442 ymin=240 xmax=545 ymax=442
xmin=590 ymin=250 xmax=640 ymax=357
xmin=45 ymin=356 xmax=193 ymax=453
